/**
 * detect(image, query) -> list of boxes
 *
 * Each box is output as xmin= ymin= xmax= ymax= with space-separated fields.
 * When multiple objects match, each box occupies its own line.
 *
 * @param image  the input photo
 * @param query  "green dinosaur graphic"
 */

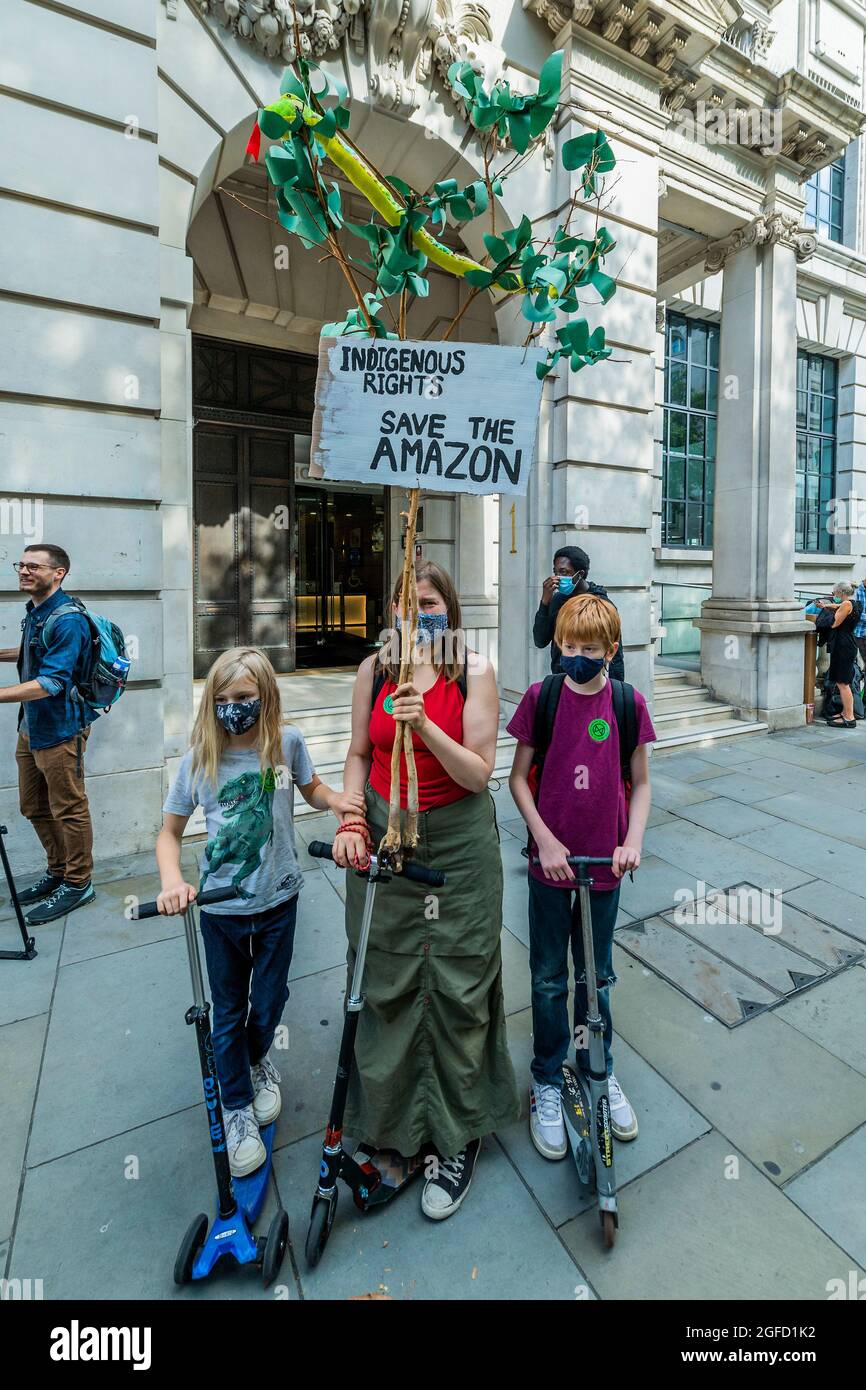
xmin=199 ymin=770 xmax=274 ymax=900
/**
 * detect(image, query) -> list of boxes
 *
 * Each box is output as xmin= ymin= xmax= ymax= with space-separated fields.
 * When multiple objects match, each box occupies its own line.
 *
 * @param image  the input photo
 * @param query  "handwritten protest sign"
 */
xmin=311 ymin=339 xmax=545 ymax=496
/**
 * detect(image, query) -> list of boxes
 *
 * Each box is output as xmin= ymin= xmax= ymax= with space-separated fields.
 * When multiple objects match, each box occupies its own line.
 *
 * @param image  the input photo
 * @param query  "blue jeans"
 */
xmin=527 ymin=875 xmax=619 ymax=1085
xmin=199 ymin=896 xmax=298 ymax=1111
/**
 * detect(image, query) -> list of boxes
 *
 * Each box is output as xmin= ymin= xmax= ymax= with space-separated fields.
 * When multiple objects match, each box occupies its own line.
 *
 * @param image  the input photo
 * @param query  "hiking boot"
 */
xmin=530 ymin=1081 xmax=568 ymax=1160
xmin=17 ymin=871 xmax=64 ymax=906
xmin=608 ymin=1074 xmax=638 ymax=1141
xmin=25 ymin=881 xmax=95 ymax=925
xmin=250 ymin=1054 xmax=281 ymax=1126
xmin=224 ymin=1104 xmax=266 ymax=1177
xmin=421 ymin=1139 xmax=481 ymax=1221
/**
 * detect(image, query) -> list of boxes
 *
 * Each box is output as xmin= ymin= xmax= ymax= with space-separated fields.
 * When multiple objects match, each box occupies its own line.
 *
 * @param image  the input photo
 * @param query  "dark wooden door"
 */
xmin=193 ymin=426 xmax=295 ymax=676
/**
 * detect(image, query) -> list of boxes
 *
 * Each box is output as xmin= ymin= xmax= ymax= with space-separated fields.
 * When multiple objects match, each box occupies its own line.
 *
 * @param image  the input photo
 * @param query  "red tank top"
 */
xmin=368 ymin=670 xmax=468 ymax=810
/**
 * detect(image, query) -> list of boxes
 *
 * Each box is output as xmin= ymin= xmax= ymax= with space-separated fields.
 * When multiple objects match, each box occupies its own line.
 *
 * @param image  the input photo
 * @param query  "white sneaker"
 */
xmin=608 ymin=1074 xmax=638 ymax=1141
xmin=530 ymin=1081 xmax=567 ymax=1160
xmin=224 ymin=1104 xmax=266 ymax=1176
xmin=250 ymin=1054 xmax=282 ymax=1126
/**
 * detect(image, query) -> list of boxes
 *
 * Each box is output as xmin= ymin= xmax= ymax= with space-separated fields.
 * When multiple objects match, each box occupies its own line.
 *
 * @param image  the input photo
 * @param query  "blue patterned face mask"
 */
xmin=561 ymin=653 xmax=606 ymax=684
xmin=395 ymin=611 xmax=449 ymax=643
xmin=215 ymin=698 xmax=261 ymax=734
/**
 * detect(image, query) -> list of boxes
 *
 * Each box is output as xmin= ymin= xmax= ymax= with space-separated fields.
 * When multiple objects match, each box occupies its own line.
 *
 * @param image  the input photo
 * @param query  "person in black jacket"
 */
xmin=533 ymin=545 xmax=625 ymax=681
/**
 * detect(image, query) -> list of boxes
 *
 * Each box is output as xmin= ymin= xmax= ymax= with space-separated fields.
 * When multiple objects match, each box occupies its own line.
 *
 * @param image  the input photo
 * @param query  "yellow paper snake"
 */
xmin=256 ymin=93 xmax=490 ymax=281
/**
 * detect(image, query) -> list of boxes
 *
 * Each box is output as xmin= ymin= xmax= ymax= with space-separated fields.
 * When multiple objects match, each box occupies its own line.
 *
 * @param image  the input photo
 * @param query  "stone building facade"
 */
xmin=1 ymin=0 xmax=865 ymax=869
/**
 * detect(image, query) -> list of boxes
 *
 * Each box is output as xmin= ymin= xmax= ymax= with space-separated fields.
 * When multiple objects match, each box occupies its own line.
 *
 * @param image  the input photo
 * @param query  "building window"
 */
xmin=796 ymin=352 xmax=837 ymax=554
xmin=662 ymin=312 xmax=719 ymax=547
xmin=804 ymin=159 xmax=844 ymax=243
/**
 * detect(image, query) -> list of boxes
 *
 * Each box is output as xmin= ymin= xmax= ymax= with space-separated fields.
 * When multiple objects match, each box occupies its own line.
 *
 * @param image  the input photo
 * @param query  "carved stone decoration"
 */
xmin=655 ymin=301 xmax=666 ymax=333
xmin=523 ymin=0 xmax=575 ymax=36
xmin=749 ymin=20 xmax=774 ymax=64
xmin=661 ymin=67 xmax=698 ymax=113
xmin=630 ymin=9 xmax=662 ymax=60
xmin=193 ymin=1 xmax=501 ymax=116
xmin=705 ymin=213 xmax=817 ymax=274
xmin=603 ymin=1 xmax=636 ymax=45
xmin=655 ymin=25 xmax=687 ymax=73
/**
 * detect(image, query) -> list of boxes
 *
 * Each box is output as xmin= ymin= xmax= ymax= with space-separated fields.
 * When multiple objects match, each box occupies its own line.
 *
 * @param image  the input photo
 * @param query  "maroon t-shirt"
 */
xmin=507 ymin=677 xmax=656 ymax=891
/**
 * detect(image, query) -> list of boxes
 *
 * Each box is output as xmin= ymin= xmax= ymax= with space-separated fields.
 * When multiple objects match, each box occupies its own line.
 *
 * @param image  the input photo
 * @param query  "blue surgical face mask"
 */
xmin=557 ymin=575 xmax=576 ymax=595
xmin=561 ymin=653 xmax=606 ymax=684
xmin=395 ymin=611 xmax=449 ymax=643
xmin=215 ymin=698 xmax=261 ymax=734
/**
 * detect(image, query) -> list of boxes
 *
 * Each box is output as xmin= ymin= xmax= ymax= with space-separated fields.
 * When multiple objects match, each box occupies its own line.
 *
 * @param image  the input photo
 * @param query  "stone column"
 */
xmin=497 ymin=25 xmax=662 ymax=713
xmin=695 ymin=213 xmax=817 ymax=729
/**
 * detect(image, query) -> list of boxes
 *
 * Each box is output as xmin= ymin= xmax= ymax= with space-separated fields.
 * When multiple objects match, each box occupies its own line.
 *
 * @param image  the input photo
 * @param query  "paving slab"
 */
xmin=646 ymin=805 xmax=675 ymax=827
xmin=660 ymin=890 xmax=831 ymax=994
xmin=678 ymin=797 xmax=786 ymax=839
xmin=617 ymin=915 xmax=779 ymax=1025
xmin=739 ymin=737 xmax=861 ymax=773
xmin=272 ymin=1129 xmax=591 ymax=1300
xmin=618 ymin=857 xmax=722 ymax=921
xmin=776 ymin=971 xmax=866 ymax=1077
xmin=559 ymin=1130 xmax=864 ymax=1301
xmin=644 ymin=820 xmax=814 ymax=895
xmin=786 ymin=1124 xmax=866 ymax=1270
xmin=736 ymin=822 xmax=866 ymax=897
xmin=0 ymin=1013 xmax=46 ymax=1245
xmin=499 ymin=924 xmax=530 ymax=1017
xmin=612 ymin=947 xmax=866 ymax=1183
xmin=724 ymin=891 xmax=864 ymax=971
xmin=650 ymin=752 xmax=732 ymax=782
xmin=288 ymin=872 xmax=348 ymax=982
xmin=8 ymin=1106 xmax=297 ymax=1301
xmin=496 ymin=1008 xmax=710 ymax=1228
xmin=667 ymin=739 xmax=771 ymax=767
xmin=754 ymin=791 xmax=866 ymax=847
xmin=0 ymin=920 xmax=63 ymax=1027
xmin=271 ymin=965 xmax=349 ymax=1150
xmin=60 ymin=872 xmax=185 ymax=967
xmin=647 ymin=773 xmax=718 ymax=813
xmin=785 ymin=879 xmax=866 ymax=943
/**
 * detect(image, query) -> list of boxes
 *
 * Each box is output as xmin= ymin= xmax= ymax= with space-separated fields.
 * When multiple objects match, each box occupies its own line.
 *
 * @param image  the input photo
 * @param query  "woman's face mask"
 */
xmin=395 ymin=611 xmax=449 ymax=643
xmin=215 ymin=698 xmax=261 ymax=734
xmin=560 ymin=652 xmax=606 ymax=684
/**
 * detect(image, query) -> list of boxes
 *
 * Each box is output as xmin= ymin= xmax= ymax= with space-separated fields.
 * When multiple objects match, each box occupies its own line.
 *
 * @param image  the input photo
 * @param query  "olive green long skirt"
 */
xmin=343 ymin=783 xmax=520 ymax=1157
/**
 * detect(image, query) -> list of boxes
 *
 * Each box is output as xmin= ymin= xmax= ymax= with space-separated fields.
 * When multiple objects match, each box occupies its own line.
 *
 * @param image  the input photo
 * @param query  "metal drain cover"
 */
xmin=616 ymin=883 xmax=864 ymax=1027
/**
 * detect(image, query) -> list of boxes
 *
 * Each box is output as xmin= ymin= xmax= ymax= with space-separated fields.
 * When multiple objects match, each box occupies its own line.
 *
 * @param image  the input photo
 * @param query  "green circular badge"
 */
xmin=588 ymin=718 xmax=610 ymax=742
xmin=383 ymin=694 xmax=395 ymax=714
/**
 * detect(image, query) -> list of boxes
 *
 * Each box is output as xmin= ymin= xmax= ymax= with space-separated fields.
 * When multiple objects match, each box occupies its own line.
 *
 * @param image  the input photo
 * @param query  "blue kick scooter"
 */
xmin=135 ymin=887 xmax=288 ymax=1286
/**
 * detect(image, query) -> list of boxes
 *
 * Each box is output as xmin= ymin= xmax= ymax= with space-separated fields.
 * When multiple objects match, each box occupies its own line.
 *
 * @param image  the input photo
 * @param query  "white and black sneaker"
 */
xmin=421 ymin=1139 xmax=481 ymax=1221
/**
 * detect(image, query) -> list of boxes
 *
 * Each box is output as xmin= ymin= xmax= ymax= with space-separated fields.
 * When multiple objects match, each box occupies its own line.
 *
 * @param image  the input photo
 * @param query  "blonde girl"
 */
xmin=156 ymin=647 xmax=363 ymax=1176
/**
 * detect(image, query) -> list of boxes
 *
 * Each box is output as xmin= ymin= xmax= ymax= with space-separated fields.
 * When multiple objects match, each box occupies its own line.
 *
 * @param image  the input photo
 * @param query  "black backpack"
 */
xmin=527 ymin=673 xmax=639 ymax=807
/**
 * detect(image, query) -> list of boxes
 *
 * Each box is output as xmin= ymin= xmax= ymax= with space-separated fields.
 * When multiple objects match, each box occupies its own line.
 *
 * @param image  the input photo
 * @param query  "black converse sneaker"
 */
xmin=421 ymin=1139 xmax=481 ymax=1221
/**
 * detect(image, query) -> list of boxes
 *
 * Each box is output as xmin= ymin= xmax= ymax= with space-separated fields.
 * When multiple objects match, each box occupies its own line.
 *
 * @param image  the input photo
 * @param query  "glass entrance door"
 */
xmin=295 ymin=486 xmax=386 ymax=668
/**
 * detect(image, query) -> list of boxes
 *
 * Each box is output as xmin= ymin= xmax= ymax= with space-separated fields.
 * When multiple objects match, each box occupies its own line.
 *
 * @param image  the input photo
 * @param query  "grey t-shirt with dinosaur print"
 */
xmin=163 ymin=728 xmax=315 ymax=916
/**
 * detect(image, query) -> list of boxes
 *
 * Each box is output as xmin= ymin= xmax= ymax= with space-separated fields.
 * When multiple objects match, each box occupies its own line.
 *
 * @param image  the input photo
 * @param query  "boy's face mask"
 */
xmin=561 ymin=653 xmax=606 ymax=684
xmin=215 ymin=698 xmax=261 ymax=734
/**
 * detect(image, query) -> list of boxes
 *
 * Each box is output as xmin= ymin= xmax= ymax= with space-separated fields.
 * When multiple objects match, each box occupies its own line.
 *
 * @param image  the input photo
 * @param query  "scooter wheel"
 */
xmin=262 ymin=1208 xmax=289 ymax=1288
xmin=601 ymin=1210 xmax=617 ymax=1250
xmin=174 ymin=1213 xmax=208 ymax=1285
xmin=305 ymin=1193 xmax=337 ymax=1269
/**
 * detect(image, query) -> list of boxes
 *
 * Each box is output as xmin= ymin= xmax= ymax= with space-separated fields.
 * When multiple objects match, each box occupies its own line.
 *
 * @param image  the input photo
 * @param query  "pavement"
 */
xmin=2 ymin=722 xmax=866 ymax=1302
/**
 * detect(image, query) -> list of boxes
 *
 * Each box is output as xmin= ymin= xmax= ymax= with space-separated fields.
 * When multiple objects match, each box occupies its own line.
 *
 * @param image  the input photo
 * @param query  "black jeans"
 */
xmin=527 ymin=875 xmax=619 ymax=1085
xmin=199 ymin=896 xmax=298 ymax=1111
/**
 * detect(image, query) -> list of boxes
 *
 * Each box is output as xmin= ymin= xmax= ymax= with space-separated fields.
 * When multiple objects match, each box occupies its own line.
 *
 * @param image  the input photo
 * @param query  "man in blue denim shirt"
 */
xmin=0 ymin=544 xmax=96 ymax=923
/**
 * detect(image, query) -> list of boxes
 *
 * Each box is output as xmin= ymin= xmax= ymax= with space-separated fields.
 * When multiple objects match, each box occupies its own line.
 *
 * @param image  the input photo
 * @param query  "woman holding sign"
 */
xmin=332 ymin=561 xmax=519 ymax=1220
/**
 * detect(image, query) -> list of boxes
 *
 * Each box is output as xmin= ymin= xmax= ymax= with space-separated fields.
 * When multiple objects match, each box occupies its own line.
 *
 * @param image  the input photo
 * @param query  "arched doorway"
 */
xmin=186 ymin=119 xmax=499 ymax=673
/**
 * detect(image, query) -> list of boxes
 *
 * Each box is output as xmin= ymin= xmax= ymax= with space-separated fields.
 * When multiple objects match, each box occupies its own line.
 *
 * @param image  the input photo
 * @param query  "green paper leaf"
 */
xmin=521 ymin=289 xmax=557 ymax=323
xmin=483 ymin=233 xmax=511 ymax=263
xmin=265 ymin=143 xmax=298 ymax=186
xmin=507 ymin=110 xmax=531 ymax=153
xmin=259 ymin=108 xmax=293 ymax=140
xmin=590 ymin=269 xmax=616 ymax=303
xmin=464 ymin=267 xmax=495 ymax=288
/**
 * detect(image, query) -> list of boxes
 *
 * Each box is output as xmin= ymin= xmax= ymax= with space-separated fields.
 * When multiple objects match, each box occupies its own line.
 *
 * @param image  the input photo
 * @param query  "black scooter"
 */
xmin=135 ymin=887 xmax=288 ymax=1286
xmin=303 ymin=840 xmax=445 ymax=1268
xmin=0 ymin=825 xmax=37 ymax=961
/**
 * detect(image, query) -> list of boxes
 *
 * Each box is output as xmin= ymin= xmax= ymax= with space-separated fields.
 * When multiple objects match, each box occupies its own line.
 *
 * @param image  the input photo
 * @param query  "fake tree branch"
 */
xmin=380 ymin=488 xmax=421 ymax=868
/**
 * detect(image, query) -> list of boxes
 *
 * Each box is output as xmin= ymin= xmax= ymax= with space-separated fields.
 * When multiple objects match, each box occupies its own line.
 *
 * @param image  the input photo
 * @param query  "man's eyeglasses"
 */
xmin=13 ymin=562 xmax=53 ymax=574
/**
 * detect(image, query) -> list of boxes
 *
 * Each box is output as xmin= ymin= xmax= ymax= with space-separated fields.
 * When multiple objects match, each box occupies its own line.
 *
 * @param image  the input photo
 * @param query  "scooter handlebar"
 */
xmin=529 ymin=855 xmax=615 ymax=867
xmin=132 ymin=886 xmax=240 ymax=920
xmin=308 ymin=840 xmax=446 ymax=888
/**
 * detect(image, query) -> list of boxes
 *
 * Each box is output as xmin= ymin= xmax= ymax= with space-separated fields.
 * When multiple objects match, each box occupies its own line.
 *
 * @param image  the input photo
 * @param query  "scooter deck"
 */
xmin=353 ymin=1144 xmax=425 ymax=1207
xmin=561 ymin=1062 xmax=595 ymax=1189
xmin=234 ymin=1121 xmax=276 ymax=1223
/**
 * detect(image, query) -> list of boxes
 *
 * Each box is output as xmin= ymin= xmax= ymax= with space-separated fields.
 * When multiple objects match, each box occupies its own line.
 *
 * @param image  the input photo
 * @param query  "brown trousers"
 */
xmin=16 ymin=728 xmax=93 ymax=885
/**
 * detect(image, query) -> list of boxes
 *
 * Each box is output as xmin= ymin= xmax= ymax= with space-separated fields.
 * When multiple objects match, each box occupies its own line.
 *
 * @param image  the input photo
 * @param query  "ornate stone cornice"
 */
xmin=192 ymin=1 xmax=502 ymax=116
xmin=705 ymin=213 xmax=818 ymax=274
